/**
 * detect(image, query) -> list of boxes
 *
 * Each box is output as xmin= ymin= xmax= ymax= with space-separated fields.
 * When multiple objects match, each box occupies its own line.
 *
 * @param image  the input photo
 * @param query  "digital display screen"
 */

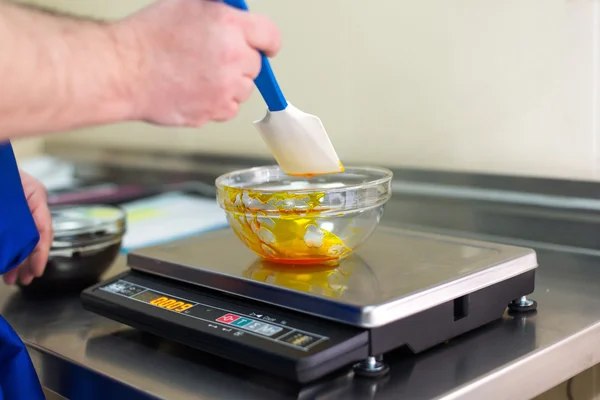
xmin=133 ymin=290 xmax=195 ymax=313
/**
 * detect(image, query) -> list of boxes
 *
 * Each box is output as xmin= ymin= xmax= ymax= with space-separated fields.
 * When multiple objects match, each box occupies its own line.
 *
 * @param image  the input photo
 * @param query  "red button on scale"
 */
xmin=216 ymin=314 xmax=241 ymax=324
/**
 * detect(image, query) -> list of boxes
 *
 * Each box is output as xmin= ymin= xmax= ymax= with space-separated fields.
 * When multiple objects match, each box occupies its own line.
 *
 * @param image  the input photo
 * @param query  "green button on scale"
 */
xmin=231 ymin=317 xmax=253 ymax=327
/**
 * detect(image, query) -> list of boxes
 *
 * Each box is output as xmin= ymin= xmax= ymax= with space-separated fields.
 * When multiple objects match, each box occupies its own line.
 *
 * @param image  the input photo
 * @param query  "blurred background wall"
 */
xmin=9 ymin=0 xmax=600 ymax=181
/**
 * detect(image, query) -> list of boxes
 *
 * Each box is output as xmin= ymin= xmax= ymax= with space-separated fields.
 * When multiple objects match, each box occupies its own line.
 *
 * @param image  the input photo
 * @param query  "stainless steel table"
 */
xmin=6 ymin=148 xmax=600 ymax=399
xmin=1 ymin=231 xmax=599 ymax=399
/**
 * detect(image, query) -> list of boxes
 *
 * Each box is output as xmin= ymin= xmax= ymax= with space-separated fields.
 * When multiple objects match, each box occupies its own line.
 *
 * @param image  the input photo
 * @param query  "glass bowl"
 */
xmin=215 ymin=165 xmax=393 ymax=265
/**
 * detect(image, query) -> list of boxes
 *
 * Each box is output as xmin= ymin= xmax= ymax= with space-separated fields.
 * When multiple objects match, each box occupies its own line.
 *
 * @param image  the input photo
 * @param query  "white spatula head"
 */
xmin=253 ymin=104 xmax=343 ymax=176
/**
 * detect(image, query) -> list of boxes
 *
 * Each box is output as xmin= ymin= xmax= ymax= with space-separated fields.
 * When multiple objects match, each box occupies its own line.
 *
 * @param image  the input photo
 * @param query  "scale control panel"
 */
xmin=82 ymin=271 xmax=369 ymax=383
xmin=100 ymin=279 xmax=327 ymax=352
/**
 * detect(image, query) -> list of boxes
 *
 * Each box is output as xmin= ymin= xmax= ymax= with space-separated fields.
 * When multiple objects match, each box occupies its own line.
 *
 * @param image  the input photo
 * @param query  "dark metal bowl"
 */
xmin=18 ymin=240 xmax=122 ymax=296
xmin=18 ymin=205 xmax=126 ymax=296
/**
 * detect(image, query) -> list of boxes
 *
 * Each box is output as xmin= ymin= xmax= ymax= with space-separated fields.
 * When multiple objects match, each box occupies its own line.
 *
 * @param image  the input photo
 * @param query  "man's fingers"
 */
xmin=14 ymin=170 xmax=53 ymax=285
xmin=211 ymin=101 xmax=239 ymax=122
xmin=243 ymin=13 xmax=281 ymax=57
xmin=32 ymin=209 xmax=52 ymax=278
xmin=19 ymin=265 xmax=34 ymax=286
xmin=241 ymin=47 xmax=262 ymax=80
xmin=3 ymin=268 xmax=19 ymax=285
xmin=27 ymin=247 xmax=47 ymax=279
xmin=233 ymin=77 xmax=255 ymax=103
xmin=27 ymin=182 xmax=52 ymax=278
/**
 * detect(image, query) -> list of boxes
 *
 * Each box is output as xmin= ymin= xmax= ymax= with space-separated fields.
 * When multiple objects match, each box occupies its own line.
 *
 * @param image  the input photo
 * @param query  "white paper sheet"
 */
xmin=120 ymin=192 xmax=229 ymax=252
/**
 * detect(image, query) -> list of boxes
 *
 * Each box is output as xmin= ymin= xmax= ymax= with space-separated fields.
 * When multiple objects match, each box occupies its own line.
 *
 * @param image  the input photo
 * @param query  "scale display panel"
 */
xmin=82 ymin=271 xmax=370 ymax=383
xmin=100 ymin=279 xmax=328 ymax=350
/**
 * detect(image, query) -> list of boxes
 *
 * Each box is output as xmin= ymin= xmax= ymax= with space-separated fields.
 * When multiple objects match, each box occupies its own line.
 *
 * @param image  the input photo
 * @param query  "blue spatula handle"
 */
xmin=222 ymin=0 xmax=288 ymax=111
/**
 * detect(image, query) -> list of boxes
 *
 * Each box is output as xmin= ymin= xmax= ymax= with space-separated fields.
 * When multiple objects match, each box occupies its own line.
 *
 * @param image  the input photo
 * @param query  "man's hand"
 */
xmin=0 ymin=0 xmax=281 ymax=139
xmin=3 ymin=171 xmax=53 ymax=286
xmin=117 ymin=0 xmax=282 ymax=126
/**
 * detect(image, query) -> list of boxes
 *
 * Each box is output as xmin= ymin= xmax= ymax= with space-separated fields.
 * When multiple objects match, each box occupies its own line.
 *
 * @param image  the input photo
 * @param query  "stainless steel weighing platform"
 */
xmin=81 ymin=226 xmax=538 ymax=383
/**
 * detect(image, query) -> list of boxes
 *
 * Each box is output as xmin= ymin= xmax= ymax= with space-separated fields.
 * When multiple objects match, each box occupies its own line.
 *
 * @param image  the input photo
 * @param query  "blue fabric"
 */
xmin=0 ymin=142 xmax=44 ymax=399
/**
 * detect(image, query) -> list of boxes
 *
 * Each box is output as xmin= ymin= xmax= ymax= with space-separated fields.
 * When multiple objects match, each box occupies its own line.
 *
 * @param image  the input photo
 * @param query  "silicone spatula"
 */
xmin=222 ymin=0 xmax=343 ymax=176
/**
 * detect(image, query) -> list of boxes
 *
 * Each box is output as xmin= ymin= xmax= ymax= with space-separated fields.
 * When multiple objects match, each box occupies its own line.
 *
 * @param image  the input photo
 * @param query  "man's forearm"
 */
xmin=0 ymin=1 xmax=137 ymax=140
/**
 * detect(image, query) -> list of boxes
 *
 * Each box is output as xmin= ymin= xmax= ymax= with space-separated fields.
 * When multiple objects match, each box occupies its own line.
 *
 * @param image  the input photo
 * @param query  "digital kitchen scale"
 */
xmin=81 ymin=226 xmax=538 ymax=383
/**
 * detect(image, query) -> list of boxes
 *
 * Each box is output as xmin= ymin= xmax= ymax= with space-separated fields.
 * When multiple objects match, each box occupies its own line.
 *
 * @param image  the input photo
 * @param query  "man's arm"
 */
xmin=0 ymin=1 xmax=136 ymax=138
xmin=0 ymin=0 xmax=281 ymax=140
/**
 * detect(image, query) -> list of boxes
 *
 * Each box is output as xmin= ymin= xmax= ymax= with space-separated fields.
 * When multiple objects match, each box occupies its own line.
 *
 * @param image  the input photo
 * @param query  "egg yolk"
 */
xmin=222 ymin=187 xmax=351 ymax=264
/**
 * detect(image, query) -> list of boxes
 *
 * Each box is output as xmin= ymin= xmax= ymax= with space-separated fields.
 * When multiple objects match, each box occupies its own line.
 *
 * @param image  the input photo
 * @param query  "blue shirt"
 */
xmin=0 ymin=142 xmax=44 ymax=399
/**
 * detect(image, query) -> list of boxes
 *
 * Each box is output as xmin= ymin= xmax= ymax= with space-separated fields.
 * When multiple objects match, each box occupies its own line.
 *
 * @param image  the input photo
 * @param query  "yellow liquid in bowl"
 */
xmin=222 ymin=187 xmax=351 ymax=264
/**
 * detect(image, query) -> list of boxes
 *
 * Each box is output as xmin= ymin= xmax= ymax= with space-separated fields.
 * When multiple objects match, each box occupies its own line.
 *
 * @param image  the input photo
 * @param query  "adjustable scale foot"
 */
xmin=353 ymin=355 xmax=390 ymax=378
xmin=508 ymin=295 xmax=537 ymax=313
